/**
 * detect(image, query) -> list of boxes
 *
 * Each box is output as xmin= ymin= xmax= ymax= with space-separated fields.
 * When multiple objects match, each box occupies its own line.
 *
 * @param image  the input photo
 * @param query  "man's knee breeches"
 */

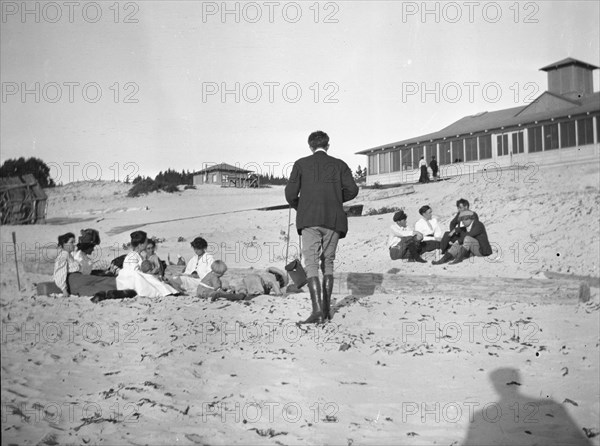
xmin=301 ymin=227 xmax=340 ymax=278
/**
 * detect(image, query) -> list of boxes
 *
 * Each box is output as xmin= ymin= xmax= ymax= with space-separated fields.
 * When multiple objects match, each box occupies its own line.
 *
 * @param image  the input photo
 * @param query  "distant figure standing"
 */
xmin=418 ymin=156 xmax=429 ymax=183
xmin=285 ymin=131 xmax=359 ymax=324
xmin=429 ymin=156 xmax=438 ymax=179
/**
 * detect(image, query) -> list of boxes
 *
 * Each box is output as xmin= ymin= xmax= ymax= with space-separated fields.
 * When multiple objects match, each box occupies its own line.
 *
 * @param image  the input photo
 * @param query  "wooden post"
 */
xmin=12 ymin=232 xmax=22 ymax=291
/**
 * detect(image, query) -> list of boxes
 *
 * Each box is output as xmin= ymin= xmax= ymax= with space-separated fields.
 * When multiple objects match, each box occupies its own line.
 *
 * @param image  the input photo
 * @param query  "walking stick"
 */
xmin=285 ymin=206 xmax=291 ymax=268
xmin=12 ymin=232 xmax=22 ymax=291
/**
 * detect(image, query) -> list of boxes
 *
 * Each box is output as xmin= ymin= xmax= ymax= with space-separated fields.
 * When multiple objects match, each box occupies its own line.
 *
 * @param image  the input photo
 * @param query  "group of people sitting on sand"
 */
xmin=388 ymin=198 xmax=492 ymax=265
xmin=53 ymin=230 xmax=279 ymax=302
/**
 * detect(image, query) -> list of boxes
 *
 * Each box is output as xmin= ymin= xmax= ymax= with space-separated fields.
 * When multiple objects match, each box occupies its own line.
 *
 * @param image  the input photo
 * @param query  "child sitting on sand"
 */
xmin=197 ymin=260 xmax=247 ymax=301
xmin=144 ymin=239 xmax=165 ymax=277
xmin=197 ymin=260 xmax=226 ymax=298
xmin=140 ymin=260 xmax=154 ymax=274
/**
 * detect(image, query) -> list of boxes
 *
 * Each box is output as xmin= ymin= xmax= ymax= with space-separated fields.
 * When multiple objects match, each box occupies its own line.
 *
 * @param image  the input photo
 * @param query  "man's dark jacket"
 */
xmin=285 ymin=151 xmax=359 ymax=239
xmin=449 ymin=211 xmax=479 ymax=231
xmin=461 ymin=219 xmax=493 ymax=256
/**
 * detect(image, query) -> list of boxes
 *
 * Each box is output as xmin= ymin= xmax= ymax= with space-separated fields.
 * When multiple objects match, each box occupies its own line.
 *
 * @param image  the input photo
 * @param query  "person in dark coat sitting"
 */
xmin=440 ymin=198 xmax=479 ymax=253
xmin=433 ymin=210 xmax=492 ymax=265
xmin=285 ymin=130 xmax=359 ymax=324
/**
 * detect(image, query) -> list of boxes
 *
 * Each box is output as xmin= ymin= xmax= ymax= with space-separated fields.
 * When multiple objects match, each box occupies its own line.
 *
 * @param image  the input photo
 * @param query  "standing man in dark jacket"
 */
xmin=429 ymin=156 xmax=439 ymax=179
xmin=285 ymin=131 xmax=359 ymax=324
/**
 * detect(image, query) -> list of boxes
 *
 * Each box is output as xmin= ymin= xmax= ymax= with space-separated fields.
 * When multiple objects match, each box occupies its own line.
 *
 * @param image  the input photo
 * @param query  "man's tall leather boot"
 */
xmin=299 ymin=276 xmax=323 ymax=324
xmin=432 ymin=251 xmax=454 ymax=265
xmin=449 ymin=247 xmax=468 ymax=265
xmin=322 ymin=274 xmax=334 ymax=321
xmin=407 ymin=243 xmax=427 ymax=263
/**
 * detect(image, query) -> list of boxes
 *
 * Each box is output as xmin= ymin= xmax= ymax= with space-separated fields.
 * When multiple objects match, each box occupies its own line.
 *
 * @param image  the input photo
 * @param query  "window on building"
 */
xmin=528 ymin=126 xmax=543 ymax=152
xmin=379 ymin=152 xmax=390 ymax=174
xmin=368 ymin=154 xmax=378 ymax=175
xmin=392 ymin=150 xmax=401 ymax=172
xmin=479 ymin=135 xmax=492 ymax=159
xmin=512 ymin=131 xmax=525 ymax=153
xmin=497 ymin=134 xmax=509 ymax=156
xmin=212 ymin=173 xmax=217 ymax=183
xmin=577 ymin=117 xmax=594 ymax=145
xmin=451 ymin=140 xmax=463 ymax=162
xmin=438 ymin=142 xmax=451 ymax=165
xmin=413 ymin=146 xmax=423 ymax=169
xmin=425 ymin=144 xmax=436 ymax=163
xmin=465 ymin=137 xmax=478 ymax=161
xmin=402 ymin=148 xmax=412 ymax=170
xmin=545 ymin=123 xmax=559 ymax=150
xmin=560 ymin=121 xmax=576 ymax=148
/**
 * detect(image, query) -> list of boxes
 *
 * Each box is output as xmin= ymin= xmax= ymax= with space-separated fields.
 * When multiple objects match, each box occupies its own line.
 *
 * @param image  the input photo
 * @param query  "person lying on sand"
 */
xmin=388 ymin=210 xmax=427 ymax=263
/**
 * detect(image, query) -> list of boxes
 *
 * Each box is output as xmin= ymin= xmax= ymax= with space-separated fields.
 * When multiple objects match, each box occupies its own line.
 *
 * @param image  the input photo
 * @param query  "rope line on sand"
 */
xmin=107 ymin=204 xmax=291 ymax=236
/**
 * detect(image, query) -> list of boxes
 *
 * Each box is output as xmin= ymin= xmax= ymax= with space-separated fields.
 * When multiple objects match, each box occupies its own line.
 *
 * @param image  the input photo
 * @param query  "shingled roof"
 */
xmin=194 ymin=163 xmax=253 ymax=174
xmin=357 ymin=91 xmax=599 ymax=154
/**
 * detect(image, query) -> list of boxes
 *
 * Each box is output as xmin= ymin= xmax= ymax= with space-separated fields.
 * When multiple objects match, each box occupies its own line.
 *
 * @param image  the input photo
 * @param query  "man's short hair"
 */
xmin=456 ymin=198 xmax=470 ymax=208
xmin=418 ymin=205 xmax=431 ymax=216
xmin=308 ymin=131 xmax=329 ymax=150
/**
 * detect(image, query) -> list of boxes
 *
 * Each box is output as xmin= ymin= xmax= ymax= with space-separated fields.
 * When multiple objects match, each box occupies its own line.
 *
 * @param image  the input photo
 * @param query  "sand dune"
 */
xmin=1 ymin=162 xmax=599 ymax=445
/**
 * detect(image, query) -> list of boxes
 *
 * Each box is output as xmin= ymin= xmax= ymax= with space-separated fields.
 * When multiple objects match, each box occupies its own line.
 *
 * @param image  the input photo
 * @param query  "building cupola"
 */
xmin=540 ymin=57 xmax=598 ymax=100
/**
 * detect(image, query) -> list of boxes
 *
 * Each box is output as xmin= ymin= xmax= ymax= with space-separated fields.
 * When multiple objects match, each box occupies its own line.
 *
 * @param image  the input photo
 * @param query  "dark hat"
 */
xmin=79 ymin=228 xmax=100 ymax=246
xmin=393 ymin=211 xmax=407 ymax=222
xmin=77 ymin=242 xmax=95 ymax=252
xmin=459 ymin=210 xmax=475 ymax=220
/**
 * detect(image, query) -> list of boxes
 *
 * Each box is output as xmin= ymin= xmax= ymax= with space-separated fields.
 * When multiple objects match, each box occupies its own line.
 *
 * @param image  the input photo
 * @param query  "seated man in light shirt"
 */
xmin=388 ymin=210 xmax=426 ymax=263
xmin=414 ymin=205 xmax=443 ymax=252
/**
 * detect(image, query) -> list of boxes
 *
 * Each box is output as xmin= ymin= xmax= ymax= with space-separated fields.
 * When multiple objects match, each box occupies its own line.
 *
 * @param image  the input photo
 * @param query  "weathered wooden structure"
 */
xmin=0 ymin=174 xmax=48 ymax=225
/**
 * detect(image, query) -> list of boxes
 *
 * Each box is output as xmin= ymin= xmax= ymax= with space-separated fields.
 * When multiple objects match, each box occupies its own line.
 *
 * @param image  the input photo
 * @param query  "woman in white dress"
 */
xmin=117 ymin=231 xmax=178 ymax=298
xmin=169 ymin=236 xmax=215 ymax=294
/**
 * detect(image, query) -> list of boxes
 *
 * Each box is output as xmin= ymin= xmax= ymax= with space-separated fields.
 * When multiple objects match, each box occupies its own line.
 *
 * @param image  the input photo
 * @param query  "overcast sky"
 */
xmin=1 ymin=1 xmax=599 ymax=183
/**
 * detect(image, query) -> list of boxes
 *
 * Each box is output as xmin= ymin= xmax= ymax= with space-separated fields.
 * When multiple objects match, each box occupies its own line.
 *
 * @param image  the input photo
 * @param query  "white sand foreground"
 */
xmin=1 ymin=162 xmax=599 ymax=445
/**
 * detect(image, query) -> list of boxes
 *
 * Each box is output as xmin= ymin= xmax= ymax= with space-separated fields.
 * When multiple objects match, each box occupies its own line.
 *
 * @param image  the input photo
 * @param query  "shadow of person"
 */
xmin=462 ymin=367 xmax=592 ymax=445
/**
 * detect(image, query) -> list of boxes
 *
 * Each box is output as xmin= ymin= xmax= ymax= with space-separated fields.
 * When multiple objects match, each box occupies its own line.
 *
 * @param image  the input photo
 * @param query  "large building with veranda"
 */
xmin=356 ymin=58 xmax=600 ymax=185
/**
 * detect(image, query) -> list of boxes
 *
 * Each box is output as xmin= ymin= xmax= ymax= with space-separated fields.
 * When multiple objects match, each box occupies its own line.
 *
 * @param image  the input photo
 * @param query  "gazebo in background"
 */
xmin=192 ymin=163 xmax=259 ymax=188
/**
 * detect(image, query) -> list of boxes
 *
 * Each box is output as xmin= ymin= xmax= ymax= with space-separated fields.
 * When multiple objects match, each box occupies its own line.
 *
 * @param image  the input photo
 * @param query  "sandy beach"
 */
xmin=1 ymin=161 xmax=599 ymax=445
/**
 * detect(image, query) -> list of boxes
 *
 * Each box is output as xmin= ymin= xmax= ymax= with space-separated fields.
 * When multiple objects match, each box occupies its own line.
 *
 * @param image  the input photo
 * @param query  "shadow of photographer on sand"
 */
xmin=462 ymin=367 xmax=592 ymax=445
